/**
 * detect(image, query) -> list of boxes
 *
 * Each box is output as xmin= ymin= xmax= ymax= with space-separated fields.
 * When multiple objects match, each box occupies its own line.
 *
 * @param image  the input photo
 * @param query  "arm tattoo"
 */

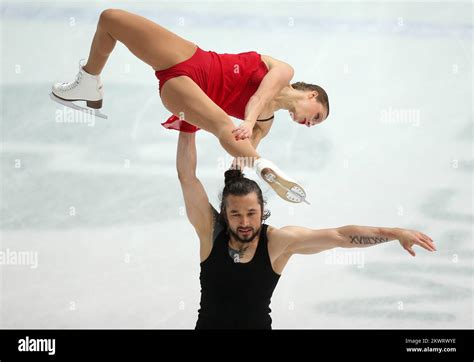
xmin=349 ymin=235 xmax=390 ymax=245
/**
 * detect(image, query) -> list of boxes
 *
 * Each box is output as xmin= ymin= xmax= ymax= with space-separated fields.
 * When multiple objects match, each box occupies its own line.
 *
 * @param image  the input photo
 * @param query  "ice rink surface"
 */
xmin=1 ymin=0 xmax=472 ymax=328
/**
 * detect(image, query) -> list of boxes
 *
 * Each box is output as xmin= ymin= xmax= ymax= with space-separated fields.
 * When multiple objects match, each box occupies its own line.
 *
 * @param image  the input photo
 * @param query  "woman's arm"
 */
xmin=233 ymin=57 xmax=293 ymax=140
xmin=245 ymin=61 xmax=294 ymax=125
xmin=231 ymin=121 xmax=272 ymax=169
xmin=251 ymin=120 xmax=272 ymax=147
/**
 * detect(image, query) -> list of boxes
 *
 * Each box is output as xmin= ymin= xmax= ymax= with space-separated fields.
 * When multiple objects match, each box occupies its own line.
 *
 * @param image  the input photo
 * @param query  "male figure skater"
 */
xmin=176 ymin=132 xmax=436 ymax=329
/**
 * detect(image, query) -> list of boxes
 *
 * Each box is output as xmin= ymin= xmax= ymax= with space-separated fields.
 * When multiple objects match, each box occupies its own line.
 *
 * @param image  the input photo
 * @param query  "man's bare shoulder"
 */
xmin=266 ymin=224 xmax=294 ymax=240
xmin=266 ymin=225 xmax=293 ymax=252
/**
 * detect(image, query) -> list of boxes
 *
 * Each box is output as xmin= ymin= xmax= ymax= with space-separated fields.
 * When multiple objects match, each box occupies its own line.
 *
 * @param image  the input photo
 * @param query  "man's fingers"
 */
xmin=416 ymin=239 xmax=435 ymax=252
xmin=421 ymin=233 xmax=434 ymax=242
xmin=421 ymin=234 xmax=436 ymax=248
xmin=404 ymin=246 xmax=416 ymax=257
xmin=414 ymin=232 xmax=436 ymax=251
xmin=416 ymin=237 xmax=438 ymax=252
xmin=415 ymin=238 xmax=433 ymax=251
xmin=418 ymin=236 xmax=436 ymax=251
xmin=422 ymin=237 xmax=437 ymax=251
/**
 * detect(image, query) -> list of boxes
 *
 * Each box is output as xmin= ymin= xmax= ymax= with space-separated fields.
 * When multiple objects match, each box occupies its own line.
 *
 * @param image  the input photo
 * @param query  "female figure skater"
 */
xmin=50 ymin=8 xmax=330 ymax=203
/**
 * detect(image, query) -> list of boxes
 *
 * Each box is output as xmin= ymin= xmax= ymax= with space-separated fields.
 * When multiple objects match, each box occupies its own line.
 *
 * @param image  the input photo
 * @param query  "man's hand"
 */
xmin=232 ymin=120 xmax=254 ymax=141
xmin=396 ymin=228 xmax=436 ymax=256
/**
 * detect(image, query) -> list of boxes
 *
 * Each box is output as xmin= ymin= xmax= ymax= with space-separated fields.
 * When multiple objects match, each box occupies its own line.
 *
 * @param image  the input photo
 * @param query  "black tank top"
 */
xmin=195 ymin=220 xmax=281 ymax=329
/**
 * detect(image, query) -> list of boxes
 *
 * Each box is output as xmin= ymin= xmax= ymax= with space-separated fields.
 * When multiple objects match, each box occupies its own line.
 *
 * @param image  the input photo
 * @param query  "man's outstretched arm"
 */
xmin=273 ymin=225 xmax=436 ymax=257
xmin=176 ymin=132 xmax=214 ymax=240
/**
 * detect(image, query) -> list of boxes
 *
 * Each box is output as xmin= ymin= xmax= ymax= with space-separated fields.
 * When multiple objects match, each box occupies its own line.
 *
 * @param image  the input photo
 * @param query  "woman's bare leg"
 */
xmin=83 ymin=9 xmax=197 ymax=75
xmin=84 ymin=11 xmax=259 ymax=165
xmin=82 ymin=18 xmax=116 ymax=75
xmin=161 ymin=76 xmax=260 ymax=166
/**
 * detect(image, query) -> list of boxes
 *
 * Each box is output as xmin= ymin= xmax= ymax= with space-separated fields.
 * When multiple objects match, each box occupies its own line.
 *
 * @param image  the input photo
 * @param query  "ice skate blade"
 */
xmin=49 ymin=92 xmax=108 ymax=119
xmin=262 ymin=169 xmax=310 ymax=204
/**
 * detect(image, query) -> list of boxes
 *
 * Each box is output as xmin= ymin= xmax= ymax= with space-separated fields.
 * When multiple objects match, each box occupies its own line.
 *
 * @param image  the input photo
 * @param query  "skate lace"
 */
xmin=61 ymin=59 xmax=85 ymax=91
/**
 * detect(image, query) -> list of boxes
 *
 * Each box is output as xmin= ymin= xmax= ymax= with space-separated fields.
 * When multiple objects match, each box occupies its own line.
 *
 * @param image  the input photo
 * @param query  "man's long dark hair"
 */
xmin=217 ymin=169 xmax=271 ymax=227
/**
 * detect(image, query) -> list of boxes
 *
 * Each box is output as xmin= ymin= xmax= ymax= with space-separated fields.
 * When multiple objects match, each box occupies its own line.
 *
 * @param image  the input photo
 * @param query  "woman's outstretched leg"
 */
xmin=161 ymin=76 xmax=309 ymax=203
xmin=51 ymin=9 xmax=197 ymax=115
xmin=82 ymin=14 xmax=117 ymax=75
xmin=161 ymin=76 xmax=261 ymax=166
xmin=83 ymin=9 xmax=197 ymax=75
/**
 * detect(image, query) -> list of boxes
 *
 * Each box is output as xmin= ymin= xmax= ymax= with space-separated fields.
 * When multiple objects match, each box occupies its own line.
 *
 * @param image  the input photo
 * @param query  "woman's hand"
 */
xmin=232 ymin=120 xmax=254 ymax=141
xmin=397 ymin=228 xmax=436 ymax=256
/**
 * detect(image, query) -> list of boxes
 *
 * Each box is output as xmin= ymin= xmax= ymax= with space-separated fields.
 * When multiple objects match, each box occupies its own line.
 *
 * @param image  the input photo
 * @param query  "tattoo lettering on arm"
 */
xmin=349 ymin=235 xmax=390 ymax=245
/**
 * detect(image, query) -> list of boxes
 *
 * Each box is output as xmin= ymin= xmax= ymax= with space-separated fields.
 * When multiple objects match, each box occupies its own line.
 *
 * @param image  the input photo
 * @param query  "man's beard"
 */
xmin=227 ymin=225 xmax=261 ymax=243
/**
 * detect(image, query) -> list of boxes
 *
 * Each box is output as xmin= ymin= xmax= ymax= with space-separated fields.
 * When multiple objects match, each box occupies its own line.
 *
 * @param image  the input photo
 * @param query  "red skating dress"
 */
xmin=154 ymin=46 xmax=269 ymax=133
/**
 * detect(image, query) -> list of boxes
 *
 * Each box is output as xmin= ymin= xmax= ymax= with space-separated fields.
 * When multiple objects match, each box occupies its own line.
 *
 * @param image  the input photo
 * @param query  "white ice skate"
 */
xmin=50 ymin=59 xmax=108 ymax=119
xmin=253 ymin=158 xmax=310 ymax=204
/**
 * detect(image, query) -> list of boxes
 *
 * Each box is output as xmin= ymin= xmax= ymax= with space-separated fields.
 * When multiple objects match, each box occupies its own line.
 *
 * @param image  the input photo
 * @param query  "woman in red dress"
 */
xmin=51 ymin=8 xmax=330 ymax=203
